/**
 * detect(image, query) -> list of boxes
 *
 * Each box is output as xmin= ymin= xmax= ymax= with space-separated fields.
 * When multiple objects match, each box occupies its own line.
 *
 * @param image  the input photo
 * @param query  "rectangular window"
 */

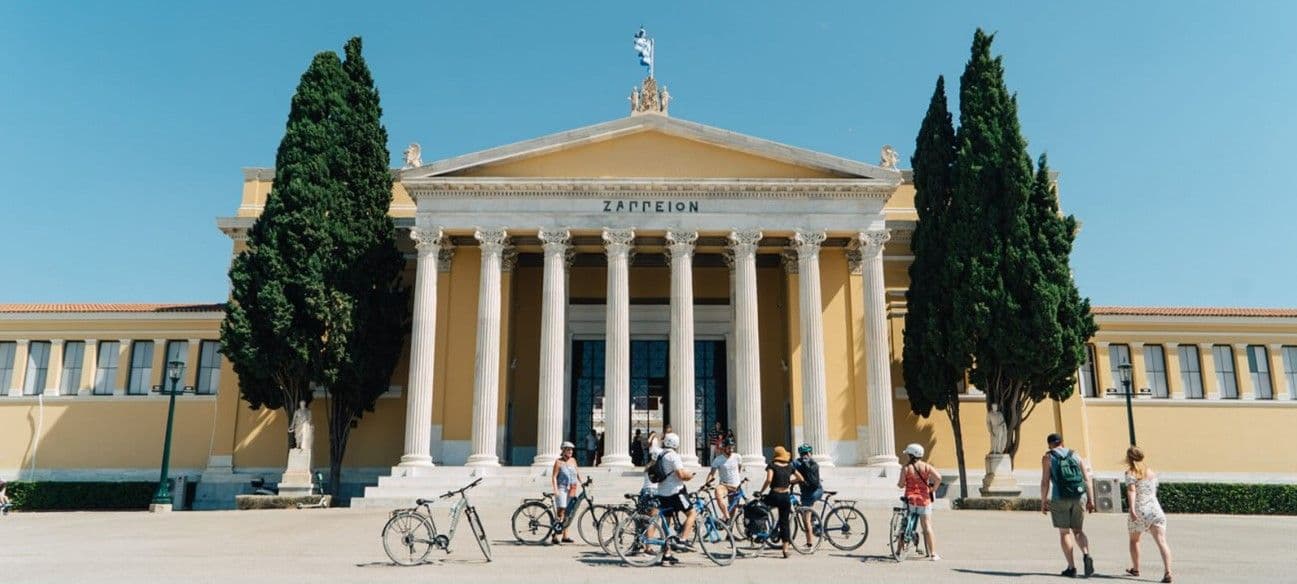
xmin=0 ymin=341 xmax=16 ymax=394
xmin=1283 ymin=346 xmax=1297 ymax=400
xmin=1078 ymin=344 xmax=1098 ymax=397
xmin=93 ymin=341 xmax=120 ymax=395
xmin=60 ymin=341 xmax=85 ymax=395
xmin=163 ymin=340 xmax=189 ymax=389
xmin=1177 ymin=345 xmax=1204 ymax=399
xmin=1144 ymin=345 xmax=1169 ymax=398
xmin=23 ymin=341 xmax=52 ymax=396
xmin=1212 ymin=345 xmax=1238 ymax=399
xmin=127 ymin=341 xmax=154 ymax=395
xmin=1108 ymin=344 xmax=1132 ymax=394
xmin=196 ymin=341 xmax=221 ymax=395
xmin=1247 ymin=345 xmax=1273 ymax=399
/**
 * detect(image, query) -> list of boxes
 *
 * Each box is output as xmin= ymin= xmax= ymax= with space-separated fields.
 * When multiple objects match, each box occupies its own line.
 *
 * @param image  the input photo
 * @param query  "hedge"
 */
xmin=955 ymin=483 xmax=1297 ymax=516
xmin=4 ymin=482 xmax=156 ymax=511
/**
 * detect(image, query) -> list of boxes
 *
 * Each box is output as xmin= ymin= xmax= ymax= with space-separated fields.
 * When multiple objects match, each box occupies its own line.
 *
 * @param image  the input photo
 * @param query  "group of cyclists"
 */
xmin=544 ymin=431 xmax=943 ymax=566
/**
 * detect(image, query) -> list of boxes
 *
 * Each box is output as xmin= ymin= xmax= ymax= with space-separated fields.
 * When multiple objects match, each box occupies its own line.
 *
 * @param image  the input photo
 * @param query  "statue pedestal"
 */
xmin=980 ymin=453 xmax=1022 ymax=497
xmin=279 ymin=449 xmax=314 ymax=496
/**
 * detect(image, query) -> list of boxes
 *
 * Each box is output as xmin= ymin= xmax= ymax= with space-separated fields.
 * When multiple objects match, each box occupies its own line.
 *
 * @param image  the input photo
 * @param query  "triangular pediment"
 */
xmin=401 ymin=115 xmax=899 ymax=181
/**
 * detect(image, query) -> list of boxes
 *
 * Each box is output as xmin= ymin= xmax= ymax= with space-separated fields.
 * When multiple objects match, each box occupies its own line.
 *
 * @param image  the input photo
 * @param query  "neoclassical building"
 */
xmin=2 ymin=82 xmax=1295 ymax=507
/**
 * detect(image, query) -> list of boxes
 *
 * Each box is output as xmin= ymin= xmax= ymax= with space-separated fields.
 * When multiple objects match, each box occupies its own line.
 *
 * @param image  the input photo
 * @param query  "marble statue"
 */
xmin=880 ymin=145 xmax=900 ymax=170
xmin=630 ymin=87 xmax=641 ymax=113
xmin=659 ymin=85 xmax=671 ymax=113
xmin=402 ymin=143 xmax=422 ymax=169
xmin=986 ymin=403 xmax=1008 ymax=454
xmin=291 ymin=400 xmax=313 ymax=450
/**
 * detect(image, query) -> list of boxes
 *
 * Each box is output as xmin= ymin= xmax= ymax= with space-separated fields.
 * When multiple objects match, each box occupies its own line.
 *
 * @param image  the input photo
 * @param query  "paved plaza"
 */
xmin=2 ymin=503 xmax=1292 ymax=583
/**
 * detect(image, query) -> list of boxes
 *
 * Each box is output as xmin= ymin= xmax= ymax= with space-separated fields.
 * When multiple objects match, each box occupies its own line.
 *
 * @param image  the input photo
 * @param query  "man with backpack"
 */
xmin=793 ymin=443 xmax=823 ymax=550
xmin=651 ymin=432 xmax=696 ymax=566
xmin=1040 ymin=433 xmax=1097 ymax=578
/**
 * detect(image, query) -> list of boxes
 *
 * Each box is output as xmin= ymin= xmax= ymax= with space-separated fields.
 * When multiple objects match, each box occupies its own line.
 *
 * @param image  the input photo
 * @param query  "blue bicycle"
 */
xmin=889 ymin=497 xmax=922 ymax=562
xmin=612 ymin=488 xmax=737 ymax=567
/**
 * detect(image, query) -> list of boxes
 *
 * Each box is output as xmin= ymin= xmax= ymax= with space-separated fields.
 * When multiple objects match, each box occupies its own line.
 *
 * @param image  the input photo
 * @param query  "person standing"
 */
xmin=655 ymin=433 xmax=696 ymax=566
xmin=550 ymin=441 xmax=581 ymax=545
xmin=585 ymin=430 xmax=599 ymax=466
xmin=705 ymin=436 xmax=743 ymax=522
xmin=1040 ymin=433 xmax=1096 ymax=578
xmin=896 ymin=443 xmax=942 ymax=560
xmin=760 ymin=446 xmax=803 ymax=558
xmin=596 ymin=431 xmax=605 ymax=466
xmin=793 ymin=443 xmax=825 ymax=551
xmin=630 ymin=429 xmax=644 ymax=466
xmin=1124 ymin=446 xmax=1173 ymax=583
xmin=708 ymin=422 xmax=724 ymax=461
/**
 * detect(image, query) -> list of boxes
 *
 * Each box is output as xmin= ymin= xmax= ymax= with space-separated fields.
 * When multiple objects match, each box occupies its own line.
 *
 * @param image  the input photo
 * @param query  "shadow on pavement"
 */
xmin=953 ymin=568 xmax=1124 ymax=579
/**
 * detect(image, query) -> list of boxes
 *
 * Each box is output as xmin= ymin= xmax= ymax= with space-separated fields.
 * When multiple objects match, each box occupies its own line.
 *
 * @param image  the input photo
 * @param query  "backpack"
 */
xmin=795 ymin=458 xmax=821 ymax=491
xmin=743 ymin=500 xmax=770 ymax=537
xmin=1050 ymin=448 xmax=1086 ymax=499
xmin=646 ymin=452 xmax=670 ymax=484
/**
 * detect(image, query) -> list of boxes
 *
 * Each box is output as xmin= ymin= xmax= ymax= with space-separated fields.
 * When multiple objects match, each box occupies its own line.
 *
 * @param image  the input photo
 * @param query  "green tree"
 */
xmin=220 ymin=51 xmax=354 ymax=443
xmin=947 ymin=30 xmax=1097 ymax=460
xmin=323 ymin=37 xmax=410 ymax=495
xmin=903 ymin=75 xmax=970 ymax=497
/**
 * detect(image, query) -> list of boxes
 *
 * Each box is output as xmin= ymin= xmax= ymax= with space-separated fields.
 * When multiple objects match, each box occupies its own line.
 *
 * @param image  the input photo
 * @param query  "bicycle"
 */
xmin=888 ymin=497 xmax=922 ymax=562
xmin=295 ymin=471 xmax=330 ymax=509
xmin=595 ymin=492 xmax=646 ymax=555
xmin=611 ymin=489 xmax=736 ymax=567
xmin=381 ymin=477 xmax=491 ymax=565
xmin=704 ymin=477 xmax=751 ymax=541
xmin=510 ymin=477 xmax=600 ymax=545
xmin=791 ymin=489 xmax=870 ymax=553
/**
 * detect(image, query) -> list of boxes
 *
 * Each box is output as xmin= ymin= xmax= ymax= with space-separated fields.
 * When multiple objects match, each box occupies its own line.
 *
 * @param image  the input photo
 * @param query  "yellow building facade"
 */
xmin=3 ymin=100 xmax=1295 ymax=506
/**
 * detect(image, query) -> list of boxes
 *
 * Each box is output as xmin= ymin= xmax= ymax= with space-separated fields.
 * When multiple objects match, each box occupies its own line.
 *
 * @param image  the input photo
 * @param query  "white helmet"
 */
xmin=662 ymin=432 xmax=680 ymax=449
xmin=903 ymin=443 xmax=925 ymax=459
xmin=560 ymin=441 xmax=575 ymax=450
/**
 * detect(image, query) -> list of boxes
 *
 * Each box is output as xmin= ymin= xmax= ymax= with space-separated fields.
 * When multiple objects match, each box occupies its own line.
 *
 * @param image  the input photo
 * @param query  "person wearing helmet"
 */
xmin=897 ymin=443 xmax=942 ymax=561
xmin=654 ymin=432 xmax=696 ymax=565
xmin=793 ymin=443 xmax=824 ymax=551
xmin=551 ymin=441 xmax=582 ymax=544
xmin=705 ymin=436 xmax=743 ymax=521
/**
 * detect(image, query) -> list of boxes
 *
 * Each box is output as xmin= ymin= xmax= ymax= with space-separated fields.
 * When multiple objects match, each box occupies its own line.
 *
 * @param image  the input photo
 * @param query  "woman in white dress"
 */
xmin=1124 ymin=446 xmax=1173 ymax=583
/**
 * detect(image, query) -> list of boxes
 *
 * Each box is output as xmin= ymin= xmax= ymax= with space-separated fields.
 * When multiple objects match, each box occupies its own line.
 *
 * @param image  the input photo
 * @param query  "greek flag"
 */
xmin=633 ymin=27 xmax=654 ymax=72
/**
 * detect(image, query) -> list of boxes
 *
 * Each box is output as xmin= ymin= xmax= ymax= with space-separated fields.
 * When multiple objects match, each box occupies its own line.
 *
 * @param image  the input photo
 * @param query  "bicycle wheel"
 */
xmin=888 ymin=510 xmax=913 ymax=562
xmin=695 ymin=514 xmax=737 ymax=566
xmin=612 ymin=512 xmax=665 ymax=567
xmin=597 ymin=506 xmax=630 ymax=555
xmin=382 ymin=511 xmax=436 ymax=566
xmin=576 ymin=504 xmax=601 ymax=546
xmin=511 ymin=501 xmax=556 ymax=544
xmin=789 ymin=507 xmax=823 ymax=554
xmin=823 ymin=505 xmax=869 ymax=551
xmin=465 ymin=507 xmax=492 ymax=562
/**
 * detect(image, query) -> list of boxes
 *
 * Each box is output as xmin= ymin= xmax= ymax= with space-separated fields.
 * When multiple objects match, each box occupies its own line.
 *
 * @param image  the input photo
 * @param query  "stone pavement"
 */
xmin=2 ymin=503 xmax=1291 ymax=583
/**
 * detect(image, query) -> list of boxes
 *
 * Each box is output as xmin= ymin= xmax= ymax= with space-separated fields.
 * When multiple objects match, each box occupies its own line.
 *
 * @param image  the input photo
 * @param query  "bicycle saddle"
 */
xmin=416 ymin=498 xmax=433 ymax=506
xmin=824 ymin=490 xmax=839 ymax=497
xmin=624 ymin=493 xmax=641 ymax=501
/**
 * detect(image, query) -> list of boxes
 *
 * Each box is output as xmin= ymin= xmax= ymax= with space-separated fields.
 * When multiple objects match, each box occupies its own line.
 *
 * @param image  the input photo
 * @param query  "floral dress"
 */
xmin=1126 ymin=472 xmax=1168 ymax=533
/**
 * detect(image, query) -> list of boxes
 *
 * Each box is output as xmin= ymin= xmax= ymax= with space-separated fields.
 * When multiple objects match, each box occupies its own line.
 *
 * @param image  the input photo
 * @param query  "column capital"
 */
xmin=780 ymin=249 xmax=798 ymax=274
xmin=857 ymin=229 xmax=891 ymax=257
xmin=501 ymin=246 xmax=519 ymax=272
xmin=845 ymin=247 xmax=864 ymax=275
xmin=474 ymin=228 xmax=510 ymax=255
xmin=539 ymin=228 xmax=571 ymax=253
xmin=665 ymin=229 xmax=698 ymax=256
xmin=50 ymin=339 xmax=64 ymax=347
xmin=410 ymin=226 xmax=444 ymax=254
xmin=602 ymin=227 xmax=636 ymax=256
xmin=792 ymin=229 xmax=827 ymax=257
xmin=437 ymin=245 xmax=455 ymax=272
xmin=1197 ymin=342 xmax=1214 ymax=350
xmin=1267 ymin=343 xmax=1284 ymax=351
xmin=1129 ymin=341 xmax=1145 ymax=348
xmin=727 ymin=229 xmax=763 ymax=255
xmin=15 ymin=339 xmax=29 ymax=347
xmin=1231 ymin=342 xmax=1249 ymax=351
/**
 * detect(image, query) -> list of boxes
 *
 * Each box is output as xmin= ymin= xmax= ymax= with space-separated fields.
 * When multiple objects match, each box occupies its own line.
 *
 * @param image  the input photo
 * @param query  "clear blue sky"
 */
xmin=2 ymin=1 xmax=1294 ymax=307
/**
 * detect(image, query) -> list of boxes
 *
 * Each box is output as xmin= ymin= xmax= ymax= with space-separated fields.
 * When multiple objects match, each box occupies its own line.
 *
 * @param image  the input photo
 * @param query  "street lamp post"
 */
xmin=1105 ymin=359 xmax=1150 ymax=446
xmin=150 ymin=360 xmax=188 ymax=512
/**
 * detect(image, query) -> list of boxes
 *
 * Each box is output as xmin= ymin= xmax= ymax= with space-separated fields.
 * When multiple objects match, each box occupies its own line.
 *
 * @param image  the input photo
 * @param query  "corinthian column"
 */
xmin=793 ymin=230 xmax=833 ymax=466
xmin=601 ymin=228 xmax=635 ymax=467
xmin=859 ymin=229 xmax=898 ymax=469
xmin=533 ymin=229 xmax=570 ymax=467
xmin=400 ymin=226 xmax=442 ymax=467
xmin=729 ymin=229 xmax=766 ymax=466
xmin=667 ymin=230 xmax=699 ymax=466
xmin=467 ymin=228 xmax=508 ymax=467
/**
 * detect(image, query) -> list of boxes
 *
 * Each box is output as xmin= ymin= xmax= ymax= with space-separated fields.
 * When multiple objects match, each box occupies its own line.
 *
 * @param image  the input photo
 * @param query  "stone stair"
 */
xmin=351 ymin=464 xmax=925 ymax=510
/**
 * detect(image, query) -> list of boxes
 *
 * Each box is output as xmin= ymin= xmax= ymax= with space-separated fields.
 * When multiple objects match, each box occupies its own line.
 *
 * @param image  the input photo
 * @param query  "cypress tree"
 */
xmin=221 ymin=52 xmax=353 ymax=442
xmin=903 ymin=75 xmax=970 ymax=496
xmin=947 ymin=30 xmax=1096 ymax=460
xmin=324 ymin=37 xmax=410 ymax=495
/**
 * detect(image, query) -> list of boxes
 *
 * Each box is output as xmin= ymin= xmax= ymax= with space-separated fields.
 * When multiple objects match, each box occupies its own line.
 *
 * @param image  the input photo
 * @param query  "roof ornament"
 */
xmin=402 ymin=143 xmax=422 ymax=169
xmin=879 ymin=145 xmax=899 ymax=170
xmin=629 ymin=27 xmax=670 ymax=117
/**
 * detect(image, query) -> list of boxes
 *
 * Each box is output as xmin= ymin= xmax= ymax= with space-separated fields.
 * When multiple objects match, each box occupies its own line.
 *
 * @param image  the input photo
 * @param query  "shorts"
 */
xmin=800 ymin=487 xmax=824 ymax=506
xmin=907 ymin=504 xmax=932 ymax=516
xmin=657 ymin=490 xmax=690 ymax=515
xmin=1050 ymin=497 xmax=1085 ymax=530
xmin=554 ymin=489 xmax=570 ymax=510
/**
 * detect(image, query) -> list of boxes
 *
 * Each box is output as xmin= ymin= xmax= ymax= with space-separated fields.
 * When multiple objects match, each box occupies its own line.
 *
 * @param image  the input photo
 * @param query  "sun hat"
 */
xmin=773 ymin=446 xmax=791 ymax=463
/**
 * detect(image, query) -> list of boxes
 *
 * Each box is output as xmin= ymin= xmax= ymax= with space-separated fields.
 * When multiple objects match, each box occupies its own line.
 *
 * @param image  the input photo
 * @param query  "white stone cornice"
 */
xmin=405 ymin=178 xmax=896 ymax=200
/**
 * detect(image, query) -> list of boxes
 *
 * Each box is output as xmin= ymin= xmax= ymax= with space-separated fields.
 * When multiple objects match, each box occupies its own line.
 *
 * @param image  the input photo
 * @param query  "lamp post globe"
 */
xmin=150 ymin=360 xmax=187 ymax=512
xmin=1117 ymin=359 xmax=1136 ymax=446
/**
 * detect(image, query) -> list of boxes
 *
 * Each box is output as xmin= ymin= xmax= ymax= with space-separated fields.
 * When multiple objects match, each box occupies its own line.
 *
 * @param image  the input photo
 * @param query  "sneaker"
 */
xmin=659 ymin=556 xmax=679 ymax=566
xmin=929 ymin=554 xmax=942 ymax=562
xmin=1061 ymin=567 xmax=1077 ymax=578
xmin=1083 ymin=555 xmax=1094 ymax=577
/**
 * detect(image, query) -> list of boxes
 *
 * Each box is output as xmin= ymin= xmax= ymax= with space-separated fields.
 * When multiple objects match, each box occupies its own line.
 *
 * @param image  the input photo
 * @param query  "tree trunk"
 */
xmin=946 ymin=397 xmax=969 ymax=500
xmin=326 ymin=395 xmax=351 ymax=499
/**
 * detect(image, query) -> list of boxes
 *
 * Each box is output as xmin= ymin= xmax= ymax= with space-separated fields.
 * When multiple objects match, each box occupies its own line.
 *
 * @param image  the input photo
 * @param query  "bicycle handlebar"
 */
xmin=439 ymin=477 xmax=484 ymax=500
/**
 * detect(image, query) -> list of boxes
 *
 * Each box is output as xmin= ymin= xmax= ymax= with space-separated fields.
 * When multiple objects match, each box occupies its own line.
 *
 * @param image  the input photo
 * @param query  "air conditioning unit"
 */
xmin=1092 ymin=478 xmax=1122 ymax=513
